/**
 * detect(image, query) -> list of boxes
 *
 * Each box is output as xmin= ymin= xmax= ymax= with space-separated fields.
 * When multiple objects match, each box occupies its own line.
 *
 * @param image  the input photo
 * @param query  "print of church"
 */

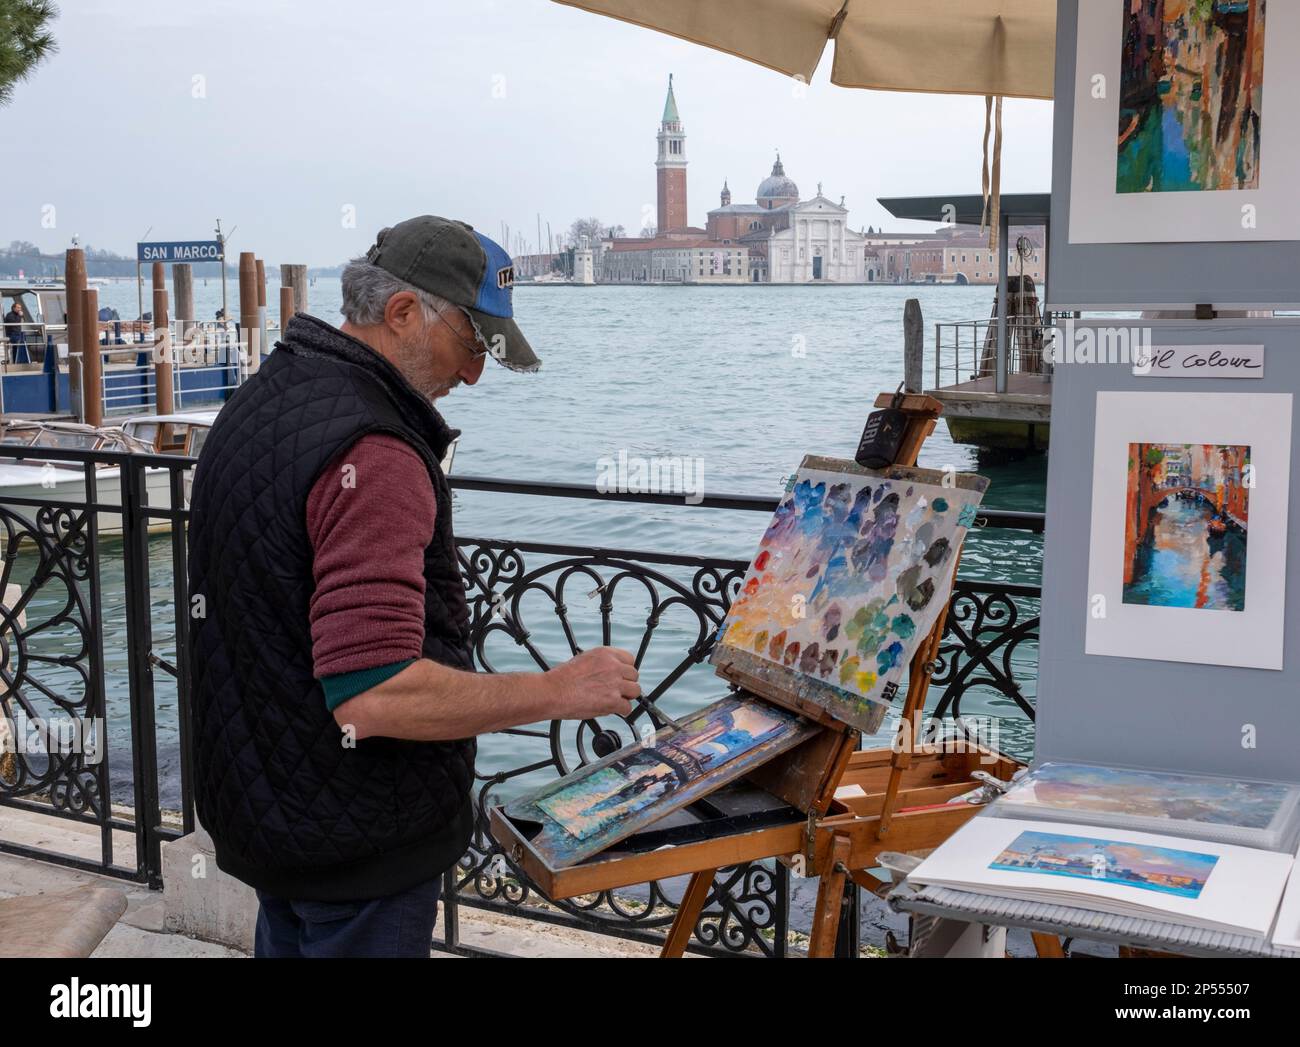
xmin=599 ymin=77 xmax=876 ymax=284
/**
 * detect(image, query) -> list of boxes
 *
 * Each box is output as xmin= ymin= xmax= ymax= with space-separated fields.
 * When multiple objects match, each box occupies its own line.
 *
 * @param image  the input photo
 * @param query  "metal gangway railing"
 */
xmin=95 ymin=320 xmax=248 ymax=417
xmin=1 ymin=316 xmax=265 ymax=418
xmin=932 ymin=318 xmax=1057 ymax=390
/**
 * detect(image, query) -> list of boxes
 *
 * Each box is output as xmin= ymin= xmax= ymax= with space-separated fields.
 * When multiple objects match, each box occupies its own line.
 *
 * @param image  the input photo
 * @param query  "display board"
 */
xmin=1037 ymin=319 xmax=1300 ymax=783
xmin=1048 ymin=0 xmax=1300 ymax=311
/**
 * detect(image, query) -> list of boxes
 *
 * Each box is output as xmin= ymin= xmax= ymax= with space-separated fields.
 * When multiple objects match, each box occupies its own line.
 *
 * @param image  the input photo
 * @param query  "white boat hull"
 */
xmin=0 ymin=465 xmax=181 ymax=536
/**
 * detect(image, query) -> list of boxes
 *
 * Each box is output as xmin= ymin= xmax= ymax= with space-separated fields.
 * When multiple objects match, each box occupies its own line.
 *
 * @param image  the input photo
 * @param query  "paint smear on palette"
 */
xmin=710 ymin=457 xmax=988 ymax=733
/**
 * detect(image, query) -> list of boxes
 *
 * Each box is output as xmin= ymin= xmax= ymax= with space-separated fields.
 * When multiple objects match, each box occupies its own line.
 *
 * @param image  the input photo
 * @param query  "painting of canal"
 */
xmin=1118 ymin=0 xmax=1267 ymax=194
xmin=504 ymin=695 xmax=817 ymax=868
xmin=991 ymin=830 xmax=1218 ymax=899
xmin=533 ymin=700 xmax=793 ymax=839
xmin=1123 ymin=442 xmax=1249 ymax=611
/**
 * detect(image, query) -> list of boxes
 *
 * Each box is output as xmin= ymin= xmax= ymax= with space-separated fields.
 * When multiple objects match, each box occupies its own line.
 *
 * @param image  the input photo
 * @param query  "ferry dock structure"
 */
xmin=881 ymin=193 xmax=1054 ymax=453
xmin=1 ymin=254 xmax=310 ymax=422
xmin=0 ymin=252 xmax=309 ymax=532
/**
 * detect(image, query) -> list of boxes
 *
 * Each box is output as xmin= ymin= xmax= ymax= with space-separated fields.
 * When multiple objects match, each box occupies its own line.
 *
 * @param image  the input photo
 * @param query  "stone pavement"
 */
xmin=0 ymin=803 xmax=663 ymax=958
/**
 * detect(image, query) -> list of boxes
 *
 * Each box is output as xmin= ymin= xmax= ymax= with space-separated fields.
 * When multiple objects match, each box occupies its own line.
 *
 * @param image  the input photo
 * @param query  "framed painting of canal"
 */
xmin=1085 ymin=391 xmax=1292 ymax=670
xmin=708 ymin=456 xmax=989 ymax=734
xmin=1067 ymin=0 xmax=1300 ymax=246
xmin=501 ymin=693 xmax=820 ymax=869
xmin=1049 ymin=0 xmax=1300 ymax=310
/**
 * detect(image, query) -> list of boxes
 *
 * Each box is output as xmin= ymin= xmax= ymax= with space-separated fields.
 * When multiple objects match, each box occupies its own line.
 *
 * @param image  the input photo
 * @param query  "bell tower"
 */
xmin=656 ymin=74 xmax=688 ymax=234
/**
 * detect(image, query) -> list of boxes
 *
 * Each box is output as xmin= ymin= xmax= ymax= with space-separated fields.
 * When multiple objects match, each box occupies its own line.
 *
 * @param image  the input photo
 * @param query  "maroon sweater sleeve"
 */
xmin=305 ymin=433 xmax=435 ymax=680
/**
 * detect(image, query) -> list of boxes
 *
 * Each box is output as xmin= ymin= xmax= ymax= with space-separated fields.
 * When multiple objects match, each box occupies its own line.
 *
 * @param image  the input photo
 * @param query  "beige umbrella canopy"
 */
xmin=551 ymin=0 xmax=1057 ymax=100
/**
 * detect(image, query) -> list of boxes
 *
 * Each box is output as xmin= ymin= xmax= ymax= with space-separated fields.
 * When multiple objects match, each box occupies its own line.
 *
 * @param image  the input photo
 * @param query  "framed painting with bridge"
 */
xmin=1085 ymin=390 xmax=1293 ymax=670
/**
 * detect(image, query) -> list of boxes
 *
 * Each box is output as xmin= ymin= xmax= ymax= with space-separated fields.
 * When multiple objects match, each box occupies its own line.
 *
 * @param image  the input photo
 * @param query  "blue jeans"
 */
xmin=253 ymin=875 xmax=442 ymax=958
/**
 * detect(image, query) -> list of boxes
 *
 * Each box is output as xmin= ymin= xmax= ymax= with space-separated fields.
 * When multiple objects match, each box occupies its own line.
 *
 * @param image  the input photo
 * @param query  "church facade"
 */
xmin=757 ymin=191 xmax=872 ymax=284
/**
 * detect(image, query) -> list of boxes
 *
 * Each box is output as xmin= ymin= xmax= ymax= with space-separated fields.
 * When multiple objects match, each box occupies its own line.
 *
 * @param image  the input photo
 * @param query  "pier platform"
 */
xmin=927 ymin=374 xmax=1052 ymax=451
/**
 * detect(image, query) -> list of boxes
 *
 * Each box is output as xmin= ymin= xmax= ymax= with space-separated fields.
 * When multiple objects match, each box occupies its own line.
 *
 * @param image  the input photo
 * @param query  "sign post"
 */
xmin=135 ymin=238 xmax=225 ymax=330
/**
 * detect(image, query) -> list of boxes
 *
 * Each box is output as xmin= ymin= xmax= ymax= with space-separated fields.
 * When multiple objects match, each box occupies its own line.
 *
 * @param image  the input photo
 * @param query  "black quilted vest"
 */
xmin=188 ymin=314 xmax=475 ymax=901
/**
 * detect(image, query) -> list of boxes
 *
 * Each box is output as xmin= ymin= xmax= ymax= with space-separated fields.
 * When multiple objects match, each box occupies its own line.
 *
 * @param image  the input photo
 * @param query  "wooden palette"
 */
xmin=709 ymin=456 xmax=989 ymax=733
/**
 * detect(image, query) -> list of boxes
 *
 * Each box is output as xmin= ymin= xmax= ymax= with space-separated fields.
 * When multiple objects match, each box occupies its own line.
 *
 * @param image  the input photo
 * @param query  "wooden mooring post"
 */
xmin=151 ymin=262 xmax=174 ymax=415
xmin=81 ymin=288 xmax=103 ymax=428
xmin=255 ymin=258 xmax=269 ymax=365
xmin=238 ymin=252 xmax=260 ymax=375
xmin=173 ymin=262 xmax=195 ymax=346
xmin=903 ymin=298 xmax=924 ymax=395
xmin=281 ymin=264 xmax=308 ymax=316
xmin=280 ymin=286 xmax=295 ymax=340
xmin=65 ymin=248 xmax=87 ymax=420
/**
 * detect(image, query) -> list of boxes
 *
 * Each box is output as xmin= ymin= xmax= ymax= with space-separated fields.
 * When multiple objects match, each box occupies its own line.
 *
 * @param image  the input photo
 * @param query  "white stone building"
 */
xmin=763 ymin=190 xmax=871 ymax=284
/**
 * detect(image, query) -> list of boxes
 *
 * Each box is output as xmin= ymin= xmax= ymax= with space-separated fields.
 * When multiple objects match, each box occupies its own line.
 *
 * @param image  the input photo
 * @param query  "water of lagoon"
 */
xmin=20 ymin=278 xmax=1046 ymax=810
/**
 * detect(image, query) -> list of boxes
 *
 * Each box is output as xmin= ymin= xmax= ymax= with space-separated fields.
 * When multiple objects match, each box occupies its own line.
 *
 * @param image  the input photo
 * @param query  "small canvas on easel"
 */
xmin=710 ymin=456 xmax=989 ymax=733
xmin=503 ymin=694 xmax=818 ymax=869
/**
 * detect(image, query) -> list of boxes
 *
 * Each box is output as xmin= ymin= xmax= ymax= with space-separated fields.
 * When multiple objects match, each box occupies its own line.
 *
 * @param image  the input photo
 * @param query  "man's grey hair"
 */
xmin=340 ymin=258 xmax=452 ymax=326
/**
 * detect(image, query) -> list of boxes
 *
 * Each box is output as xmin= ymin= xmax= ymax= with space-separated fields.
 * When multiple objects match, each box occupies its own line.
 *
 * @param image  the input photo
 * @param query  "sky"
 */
xmin=5 ymin=0 xmax=1054 ymax=266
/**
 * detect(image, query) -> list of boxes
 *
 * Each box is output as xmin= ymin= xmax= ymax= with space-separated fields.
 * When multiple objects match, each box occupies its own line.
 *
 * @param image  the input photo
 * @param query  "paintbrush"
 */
xmin=633 ymin=692 xmax=683 ymax=732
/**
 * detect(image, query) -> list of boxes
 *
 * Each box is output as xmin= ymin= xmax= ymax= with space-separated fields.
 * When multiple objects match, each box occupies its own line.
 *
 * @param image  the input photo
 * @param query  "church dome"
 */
xmin=757 ymin=156 xmax=799 ymax=203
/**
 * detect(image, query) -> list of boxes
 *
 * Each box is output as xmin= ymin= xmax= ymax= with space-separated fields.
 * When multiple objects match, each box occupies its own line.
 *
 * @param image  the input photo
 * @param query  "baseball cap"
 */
xmin=364 ymin=215 xmax=540 ymax=373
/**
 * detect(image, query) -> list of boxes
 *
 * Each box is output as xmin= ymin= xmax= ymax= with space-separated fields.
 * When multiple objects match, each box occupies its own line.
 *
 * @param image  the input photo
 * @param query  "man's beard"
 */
xmin=396 ymin=331 xmax=452 ymax=402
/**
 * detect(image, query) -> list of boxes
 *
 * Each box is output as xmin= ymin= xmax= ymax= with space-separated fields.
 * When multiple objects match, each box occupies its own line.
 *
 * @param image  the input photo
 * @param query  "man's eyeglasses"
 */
xmin=431 ymin=306 xmax=488 ymax=359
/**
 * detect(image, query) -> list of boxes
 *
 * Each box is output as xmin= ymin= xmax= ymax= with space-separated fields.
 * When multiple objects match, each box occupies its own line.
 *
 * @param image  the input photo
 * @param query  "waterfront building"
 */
xmin=941 ymin=228 xmax=1044 ymax=285
xmin=573 ymin=243 xmax=595 ymax=285
xmin=601 ymin=80 xmax=873 ymax=285
xmin=723 ymin=170 xmax=873 ymax=284
xmin=600 ymin=238 xmax=748 ymax=284
xmin=866 ymin=227 xmax=1044 ymax=285
xmin=592 ymin=78 xmax=1045 ymax=287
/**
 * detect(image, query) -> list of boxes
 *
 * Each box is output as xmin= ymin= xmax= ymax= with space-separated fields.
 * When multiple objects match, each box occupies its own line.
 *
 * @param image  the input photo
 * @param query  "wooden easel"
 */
xmin=491 ymin=392 xmax=1022 ymax=958
xmin=659 ymin=393 xmax=1022 ymax=958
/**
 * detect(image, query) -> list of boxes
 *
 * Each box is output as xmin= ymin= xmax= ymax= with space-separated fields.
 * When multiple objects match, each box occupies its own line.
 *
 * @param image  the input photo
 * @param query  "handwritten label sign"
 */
xmin=1133 ymin=344 xmax=1265 ymax=379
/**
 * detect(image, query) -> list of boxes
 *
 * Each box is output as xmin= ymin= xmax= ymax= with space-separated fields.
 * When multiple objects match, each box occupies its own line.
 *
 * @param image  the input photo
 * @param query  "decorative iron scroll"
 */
xmin=449 ymin=538 xmax=782 ymax=954
xmin=930 ymin=580 xmax=1039 ymax=728
xmin=0 ymin=504 xmax=103 ymax=821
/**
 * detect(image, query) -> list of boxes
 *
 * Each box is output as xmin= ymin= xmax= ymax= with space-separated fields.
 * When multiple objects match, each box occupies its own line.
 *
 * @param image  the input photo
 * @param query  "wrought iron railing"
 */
xmin=0 ymin=448 xmax=1042 ymax=957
